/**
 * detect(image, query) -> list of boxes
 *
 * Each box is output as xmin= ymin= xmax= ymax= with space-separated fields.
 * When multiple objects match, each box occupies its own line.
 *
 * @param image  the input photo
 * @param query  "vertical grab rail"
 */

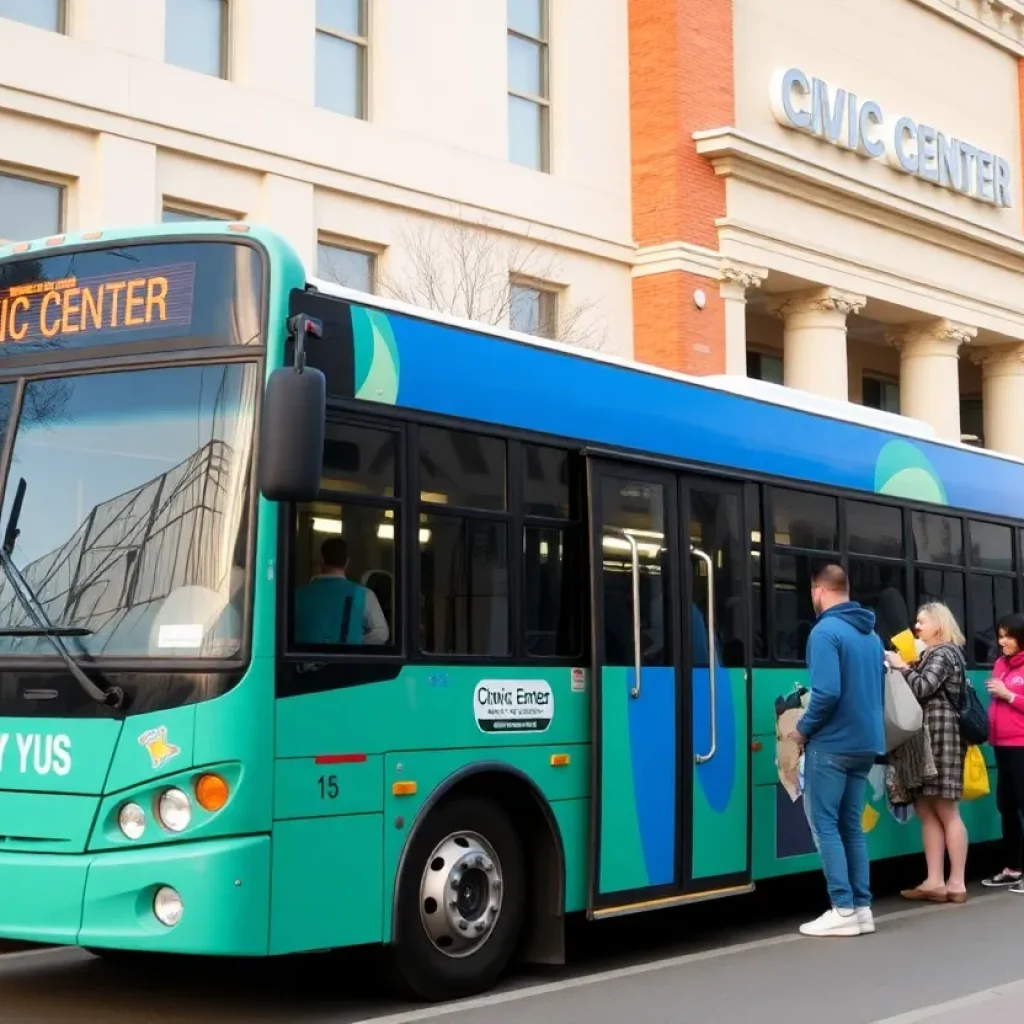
xmin=692 ymin=546 xmax=717 ymax=764
xmin=610 ymin=528 xmax=643 ymax=699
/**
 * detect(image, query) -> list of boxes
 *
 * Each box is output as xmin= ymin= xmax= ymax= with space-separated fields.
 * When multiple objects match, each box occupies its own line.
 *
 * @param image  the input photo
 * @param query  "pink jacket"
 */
xmin=989 ymin=652 xmax=1024 ymax=747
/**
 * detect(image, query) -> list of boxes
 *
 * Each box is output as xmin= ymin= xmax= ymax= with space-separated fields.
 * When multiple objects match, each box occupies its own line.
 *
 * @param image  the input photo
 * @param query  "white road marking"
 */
xmin=351 ymin=895 xmax=1001 ymax=1024
xmin=871 ymin=977 xmax=1024 ymax=1022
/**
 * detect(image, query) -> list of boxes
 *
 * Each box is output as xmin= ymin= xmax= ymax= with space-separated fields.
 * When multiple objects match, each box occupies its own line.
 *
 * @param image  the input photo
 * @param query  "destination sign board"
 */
xmin=0 ymin=264 xmax=196 ymax=345
xmin=0 ymin=240 xmax=263 ymax=358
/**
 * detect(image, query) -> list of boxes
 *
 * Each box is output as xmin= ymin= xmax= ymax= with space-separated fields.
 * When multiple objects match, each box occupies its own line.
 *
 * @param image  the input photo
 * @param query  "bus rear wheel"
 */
xmin=391 ymin=797 xmax=525 ymax=1002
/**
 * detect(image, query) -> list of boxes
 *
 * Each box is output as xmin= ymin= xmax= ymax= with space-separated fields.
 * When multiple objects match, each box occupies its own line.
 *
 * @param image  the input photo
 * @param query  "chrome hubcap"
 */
xmin=419 ymin=831 xmax=503 ymax=959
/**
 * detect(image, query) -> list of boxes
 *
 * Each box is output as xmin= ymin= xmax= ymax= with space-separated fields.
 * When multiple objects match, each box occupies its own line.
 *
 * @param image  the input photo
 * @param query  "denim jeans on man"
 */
xmin=803 ymin=748 xmax=876 ymax=908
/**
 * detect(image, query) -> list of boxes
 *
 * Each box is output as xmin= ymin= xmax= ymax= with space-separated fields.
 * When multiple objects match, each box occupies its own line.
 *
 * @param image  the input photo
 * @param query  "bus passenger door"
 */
xmin=680 ymin=476 xmax=751 ymax=898
xmin=587 ymin=460 xmax=684 ymax=917
xmin=586 ymin=460 xmax=752 ymax=919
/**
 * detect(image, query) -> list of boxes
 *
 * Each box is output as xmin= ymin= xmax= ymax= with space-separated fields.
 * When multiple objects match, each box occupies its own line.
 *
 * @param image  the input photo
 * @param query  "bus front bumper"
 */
xmin=0 ymin=835 xmax=270 ymax=956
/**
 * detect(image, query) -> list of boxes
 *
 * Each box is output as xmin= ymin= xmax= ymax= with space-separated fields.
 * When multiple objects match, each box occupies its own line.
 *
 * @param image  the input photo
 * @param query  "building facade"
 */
xmin=631 ymin=0 xmax=1024 ymax=457
xmin=0 ymin=0 xmax=633 ymax=356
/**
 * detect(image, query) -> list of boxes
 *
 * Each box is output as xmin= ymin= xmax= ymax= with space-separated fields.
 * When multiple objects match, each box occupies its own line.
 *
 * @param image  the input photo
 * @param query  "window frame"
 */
xmin=509 ymin=279 xmax=558 ymax=340
xmin=315 ymin=0 xmax=370 ymax=120
xmin=507 ymin=0 xmax=551 ymax=172
xmin=316 ymin=239 xmax=378 ymax=295
xmin=0 ymin=169 xmax=65 ymax=243
xmin=164 ymin=0 xmax=230 ymax=79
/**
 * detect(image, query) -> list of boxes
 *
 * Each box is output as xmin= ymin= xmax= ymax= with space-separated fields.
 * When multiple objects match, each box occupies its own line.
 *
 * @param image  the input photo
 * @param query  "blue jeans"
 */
xmin=803 ymin=748 xmax=875 ymax=909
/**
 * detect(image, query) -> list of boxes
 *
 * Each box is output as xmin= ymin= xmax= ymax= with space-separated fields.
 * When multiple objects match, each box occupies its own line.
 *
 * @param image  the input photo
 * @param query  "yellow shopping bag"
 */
xmin=963 ymin=745 xmax=990 ymax=802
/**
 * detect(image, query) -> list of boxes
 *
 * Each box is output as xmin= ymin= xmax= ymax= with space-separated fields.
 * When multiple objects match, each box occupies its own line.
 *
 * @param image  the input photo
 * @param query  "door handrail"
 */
xmin=609 ymin=528 xmax=643 ymax=699
xmin=691 ymin=546 xmax=717 ymax=763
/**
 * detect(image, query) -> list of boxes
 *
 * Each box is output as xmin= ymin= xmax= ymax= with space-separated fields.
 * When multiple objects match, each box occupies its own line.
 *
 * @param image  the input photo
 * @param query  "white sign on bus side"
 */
xmin=473 ymin=680 xmax=554 ymax=733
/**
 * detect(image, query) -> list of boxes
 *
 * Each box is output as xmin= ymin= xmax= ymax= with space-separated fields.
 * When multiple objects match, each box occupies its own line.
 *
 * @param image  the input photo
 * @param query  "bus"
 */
xmin=0 ymin=221 xmax=1008 ymax=1000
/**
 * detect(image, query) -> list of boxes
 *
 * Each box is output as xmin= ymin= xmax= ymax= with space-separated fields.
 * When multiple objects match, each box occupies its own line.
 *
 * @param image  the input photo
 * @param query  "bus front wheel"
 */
xmin=391 ymin=797 xmax=525 ymax=1002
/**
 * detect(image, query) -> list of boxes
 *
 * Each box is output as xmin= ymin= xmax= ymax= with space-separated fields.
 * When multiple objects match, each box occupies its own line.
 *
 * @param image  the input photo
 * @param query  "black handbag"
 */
xmin=942 ymin=670 xmax=989 ymax=747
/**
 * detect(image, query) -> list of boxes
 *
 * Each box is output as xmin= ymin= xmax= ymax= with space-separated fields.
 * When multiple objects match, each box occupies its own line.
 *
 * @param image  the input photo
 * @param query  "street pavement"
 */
xmin=0 ymin=857 xmax=1021 ymax=1023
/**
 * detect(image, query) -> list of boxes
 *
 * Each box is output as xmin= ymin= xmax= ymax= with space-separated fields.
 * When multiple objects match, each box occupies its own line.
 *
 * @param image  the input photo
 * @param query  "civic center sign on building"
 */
xmin=769 ymin=67 xmax=1013 ymax=208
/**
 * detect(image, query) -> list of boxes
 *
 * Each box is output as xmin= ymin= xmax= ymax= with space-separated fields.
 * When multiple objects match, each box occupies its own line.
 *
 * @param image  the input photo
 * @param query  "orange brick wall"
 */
xmin=633 ymin=271 xmax=727 ymax=376
xmin=630 ymin=0 xmax=734 ymax=373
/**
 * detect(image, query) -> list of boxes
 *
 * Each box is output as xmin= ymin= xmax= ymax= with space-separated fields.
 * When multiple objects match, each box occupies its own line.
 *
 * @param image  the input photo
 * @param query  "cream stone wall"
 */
xmin=0 ymin=0 xmax=633 ymax=356
xmin=734 ymin=0 xmax=1021 ymax=233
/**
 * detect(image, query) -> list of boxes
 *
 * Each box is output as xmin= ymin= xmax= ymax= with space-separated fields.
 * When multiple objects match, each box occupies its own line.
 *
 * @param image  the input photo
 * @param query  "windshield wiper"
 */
xmin=0 ymin=478 xmax=124 ymax=709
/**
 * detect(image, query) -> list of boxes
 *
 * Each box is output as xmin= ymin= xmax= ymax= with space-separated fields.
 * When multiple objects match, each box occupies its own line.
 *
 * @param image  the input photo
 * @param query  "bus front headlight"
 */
xmin=153 ymin=887 xmax=184 ymax=927
xmin=117 ymin=802 xmax=146 ymax=840
xmin=156 ymin=788 xmax=192 ymax=833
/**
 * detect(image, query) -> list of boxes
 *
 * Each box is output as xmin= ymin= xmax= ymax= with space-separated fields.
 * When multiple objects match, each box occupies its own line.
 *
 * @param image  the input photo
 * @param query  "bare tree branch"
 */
xmin=379 ymin=209 xmax=607 ymax=351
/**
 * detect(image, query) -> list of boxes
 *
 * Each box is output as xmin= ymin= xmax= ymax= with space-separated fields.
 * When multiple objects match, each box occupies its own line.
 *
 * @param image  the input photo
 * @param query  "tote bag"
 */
xmin=884 ymin=665 xmax=923 ymax=752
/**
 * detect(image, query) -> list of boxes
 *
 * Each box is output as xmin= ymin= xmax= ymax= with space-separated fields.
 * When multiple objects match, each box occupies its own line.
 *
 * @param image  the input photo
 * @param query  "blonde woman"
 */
xmin=885 ymin=603 xmax=969 ymax=904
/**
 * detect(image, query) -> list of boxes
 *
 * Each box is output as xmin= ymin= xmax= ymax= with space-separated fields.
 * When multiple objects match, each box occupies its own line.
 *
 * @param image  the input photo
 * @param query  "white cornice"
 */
xmin=633 ymin=241 xmax=722 ymax=279
xmin=909 ymin=0 xmax=1024 ymax=55
xmin=693 ymin=127 xmax=1024 ymax=275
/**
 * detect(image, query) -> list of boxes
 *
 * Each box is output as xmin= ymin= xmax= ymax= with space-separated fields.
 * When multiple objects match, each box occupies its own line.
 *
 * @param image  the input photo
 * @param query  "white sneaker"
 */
xmin=856 ymin=907 xmax=874 ymax=934
xmin=799 ymin=908 xmax=861 ymax=937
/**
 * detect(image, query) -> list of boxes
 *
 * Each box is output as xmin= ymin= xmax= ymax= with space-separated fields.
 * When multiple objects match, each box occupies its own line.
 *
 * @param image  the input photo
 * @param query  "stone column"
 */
xmin=973 ymin=344 xmax=1024 ymax=457
xmin=766 ymin=287 xmax=866 ymax=400
xmin=719 ymin=261 xmax=768 ymax=375
xmin=886 ymin=320 xmax=975 ymax=442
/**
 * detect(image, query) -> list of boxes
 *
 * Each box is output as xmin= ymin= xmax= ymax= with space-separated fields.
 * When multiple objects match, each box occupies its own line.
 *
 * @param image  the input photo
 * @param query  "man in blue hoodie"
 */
xmin=790 ymin=563 xmax=885 ymax=938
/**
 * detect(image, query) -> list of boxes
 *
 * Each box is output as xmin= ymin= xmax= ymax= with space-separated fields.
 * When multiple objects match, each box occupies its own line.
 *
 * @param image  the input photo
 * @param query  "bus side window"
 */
xmin=288 ymin=422 xmax=400 ymax=652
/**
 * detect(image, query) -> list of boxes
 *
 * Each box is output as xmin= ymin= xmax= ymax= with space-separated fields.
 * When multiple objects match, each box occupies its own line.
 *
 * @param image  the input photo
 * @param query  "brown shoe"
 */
xmin=900 ymin=887 xmax=948 ymax=902
xmin=946 ymin=891 xmax=968 ymax=904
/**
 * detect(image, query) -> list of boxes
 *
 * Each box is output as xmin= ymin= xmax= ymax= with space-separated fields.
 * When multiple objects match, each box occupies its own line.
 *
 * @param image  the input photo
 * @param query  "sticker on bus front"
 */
xmin=139 ymin=726 xmax=181 ymax=770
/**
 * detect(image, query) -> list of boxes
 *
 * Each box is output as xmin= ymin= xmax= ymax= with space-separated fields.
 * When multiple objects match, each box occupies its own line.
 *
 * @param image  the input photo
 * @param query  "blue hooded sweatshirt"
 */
xmin=798 ymin=601 xmax=886 ymax=757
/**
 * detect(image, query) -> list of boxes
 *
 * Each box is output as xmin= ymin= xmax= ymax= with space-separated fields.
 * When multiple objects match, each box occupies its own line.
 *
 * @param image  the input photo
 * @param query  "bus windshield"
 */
xmin=0 ymin=362 xmax=258 ymax=660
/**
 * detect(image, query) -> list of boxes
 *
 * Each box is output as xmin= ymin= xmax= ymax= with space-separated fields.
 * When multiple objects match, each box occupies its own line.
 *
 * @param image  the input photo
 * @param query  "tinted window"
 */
xmin=849 ymin=561 xmax=909 ymax=646
xmin=970 ymin=521 xmax=1014 ymax=573
xmin=689 ymin=488 xmax=747 ymax=668
xmin=0 ymin=365 xmax=256 ymax=659
xmin=420 ymin=516 xmax=509 ymax=655
xmin=969 ymin=574 xmax=1016 ymax=665
xmin=524 ymin=525 xmax=581 ymax=657
xmin=0 ymin=241 xmax=263 ymax=359
xmin=748 ymin=486 xmax=766 ymax=660
xmin=419 ymin=427 xmax=506 ymax=510
xmin=290 ymin=502 xmax=396 ymax=649
xmin=773 ymin=489 xmax=837 ymax=551
xmin=847 ymin=501 xmax=903 ymax=558
xmin=773 ymin=553 xmax=819 ymax=661
xmin=523 ymin=444 xmax=575 ymax=518
xmin=321 ymin=423 xmax=397 ymax=497
xmin=915 ymin=569 xmax=966 ymax=637
xmin=599 ymin=476 xmax=670 ymax=668
xmin=913 ymin=512 xmax=964 ymax=565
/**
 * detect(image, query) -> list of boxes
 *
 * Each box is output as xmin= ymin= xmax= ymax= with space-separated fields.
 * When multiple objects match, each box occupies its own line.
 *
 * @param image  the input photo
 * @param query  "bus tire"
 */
xmin=390 ymin=797 xmax=525 ymax=1002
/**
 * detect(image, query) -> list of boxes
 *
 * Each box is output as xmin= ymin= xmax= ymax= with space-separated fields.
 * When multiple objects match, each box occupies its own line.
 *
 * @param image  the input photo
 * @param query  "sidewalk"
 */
xmin=874 ymin=980 xmax=1024 ymax=1023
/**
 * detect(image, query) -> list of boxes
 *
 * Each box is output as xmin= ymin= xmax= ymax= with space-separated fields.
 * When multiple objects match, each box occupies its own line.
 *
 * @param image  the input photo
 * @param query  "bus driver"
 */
xmin=294 ymin=536 xmax=390 ymax=646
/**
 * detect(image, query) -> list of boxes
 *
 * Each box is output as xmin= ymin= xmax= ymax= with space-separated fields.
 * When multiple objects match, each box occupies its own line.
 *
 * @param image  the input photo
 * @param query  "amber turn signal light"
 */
xmin=195 ymin=774 xmax=230 ymax=812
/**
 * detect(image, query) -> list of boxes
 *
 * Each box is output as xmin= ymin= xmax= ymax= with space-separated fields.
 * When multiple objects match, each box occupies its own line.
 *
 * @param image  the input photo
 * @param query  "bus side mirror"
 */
xmin=258 ymin=315 xmax=327 ymax=502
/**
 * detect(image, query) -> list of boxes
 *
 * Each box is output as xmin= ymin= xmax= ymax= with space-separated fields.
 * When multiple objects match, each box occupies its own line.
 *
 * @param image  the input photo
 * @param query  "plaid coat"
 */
xmin=900 ymin=642 xmax=967 ymax=801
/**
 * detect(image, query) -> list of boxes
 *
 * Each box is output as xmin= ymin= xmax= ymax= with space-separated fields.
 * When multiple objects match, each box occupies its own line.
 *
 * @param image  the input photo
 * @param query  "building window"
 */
xmin=961 ymin=396 xmax=984 ymax=447
xmin=507 ymin=0 xmax=550 ymax=171
xmin=747 ymin=351 xmax=783 ymax=385
xmin=510 ymin=282 xmax=557 ymax=339
xmin=0 ymin=172 xmax=63 ymax=243
xmin=316 ymin=0 xmax=368 ymax=120
xmin=317 ymin=242 xmax=376 ymax=294
xmin=0 ymin=0 xmax=63 ymax=32
xmin=165 ymin=0 xmax=228 ymax=78
xmin=863 ymin=375 xmax=900 ymax=414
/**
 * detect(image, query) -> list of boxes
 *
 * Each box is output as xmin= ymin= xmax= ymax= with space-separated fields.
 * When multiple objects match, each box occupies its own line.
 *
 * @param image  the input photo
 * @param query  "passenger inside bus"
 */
xmin=294 ymin=536 xmax=390 ymax=646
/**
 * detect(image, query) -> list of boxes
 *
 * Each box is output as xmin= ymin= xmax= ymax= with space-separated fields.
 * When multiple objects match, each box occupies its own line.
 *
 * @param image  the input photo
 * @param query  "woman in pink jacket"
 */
xmin=982 ymin=613 xmax=1024 ymax=894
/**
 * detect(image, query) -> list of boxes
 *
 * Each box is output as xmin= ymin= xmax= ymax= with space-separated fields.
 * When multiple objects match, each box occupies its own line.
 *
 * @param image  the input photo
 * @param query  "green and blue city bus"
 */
xmin=0 ymin=221 xmax=1011 ymax=999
